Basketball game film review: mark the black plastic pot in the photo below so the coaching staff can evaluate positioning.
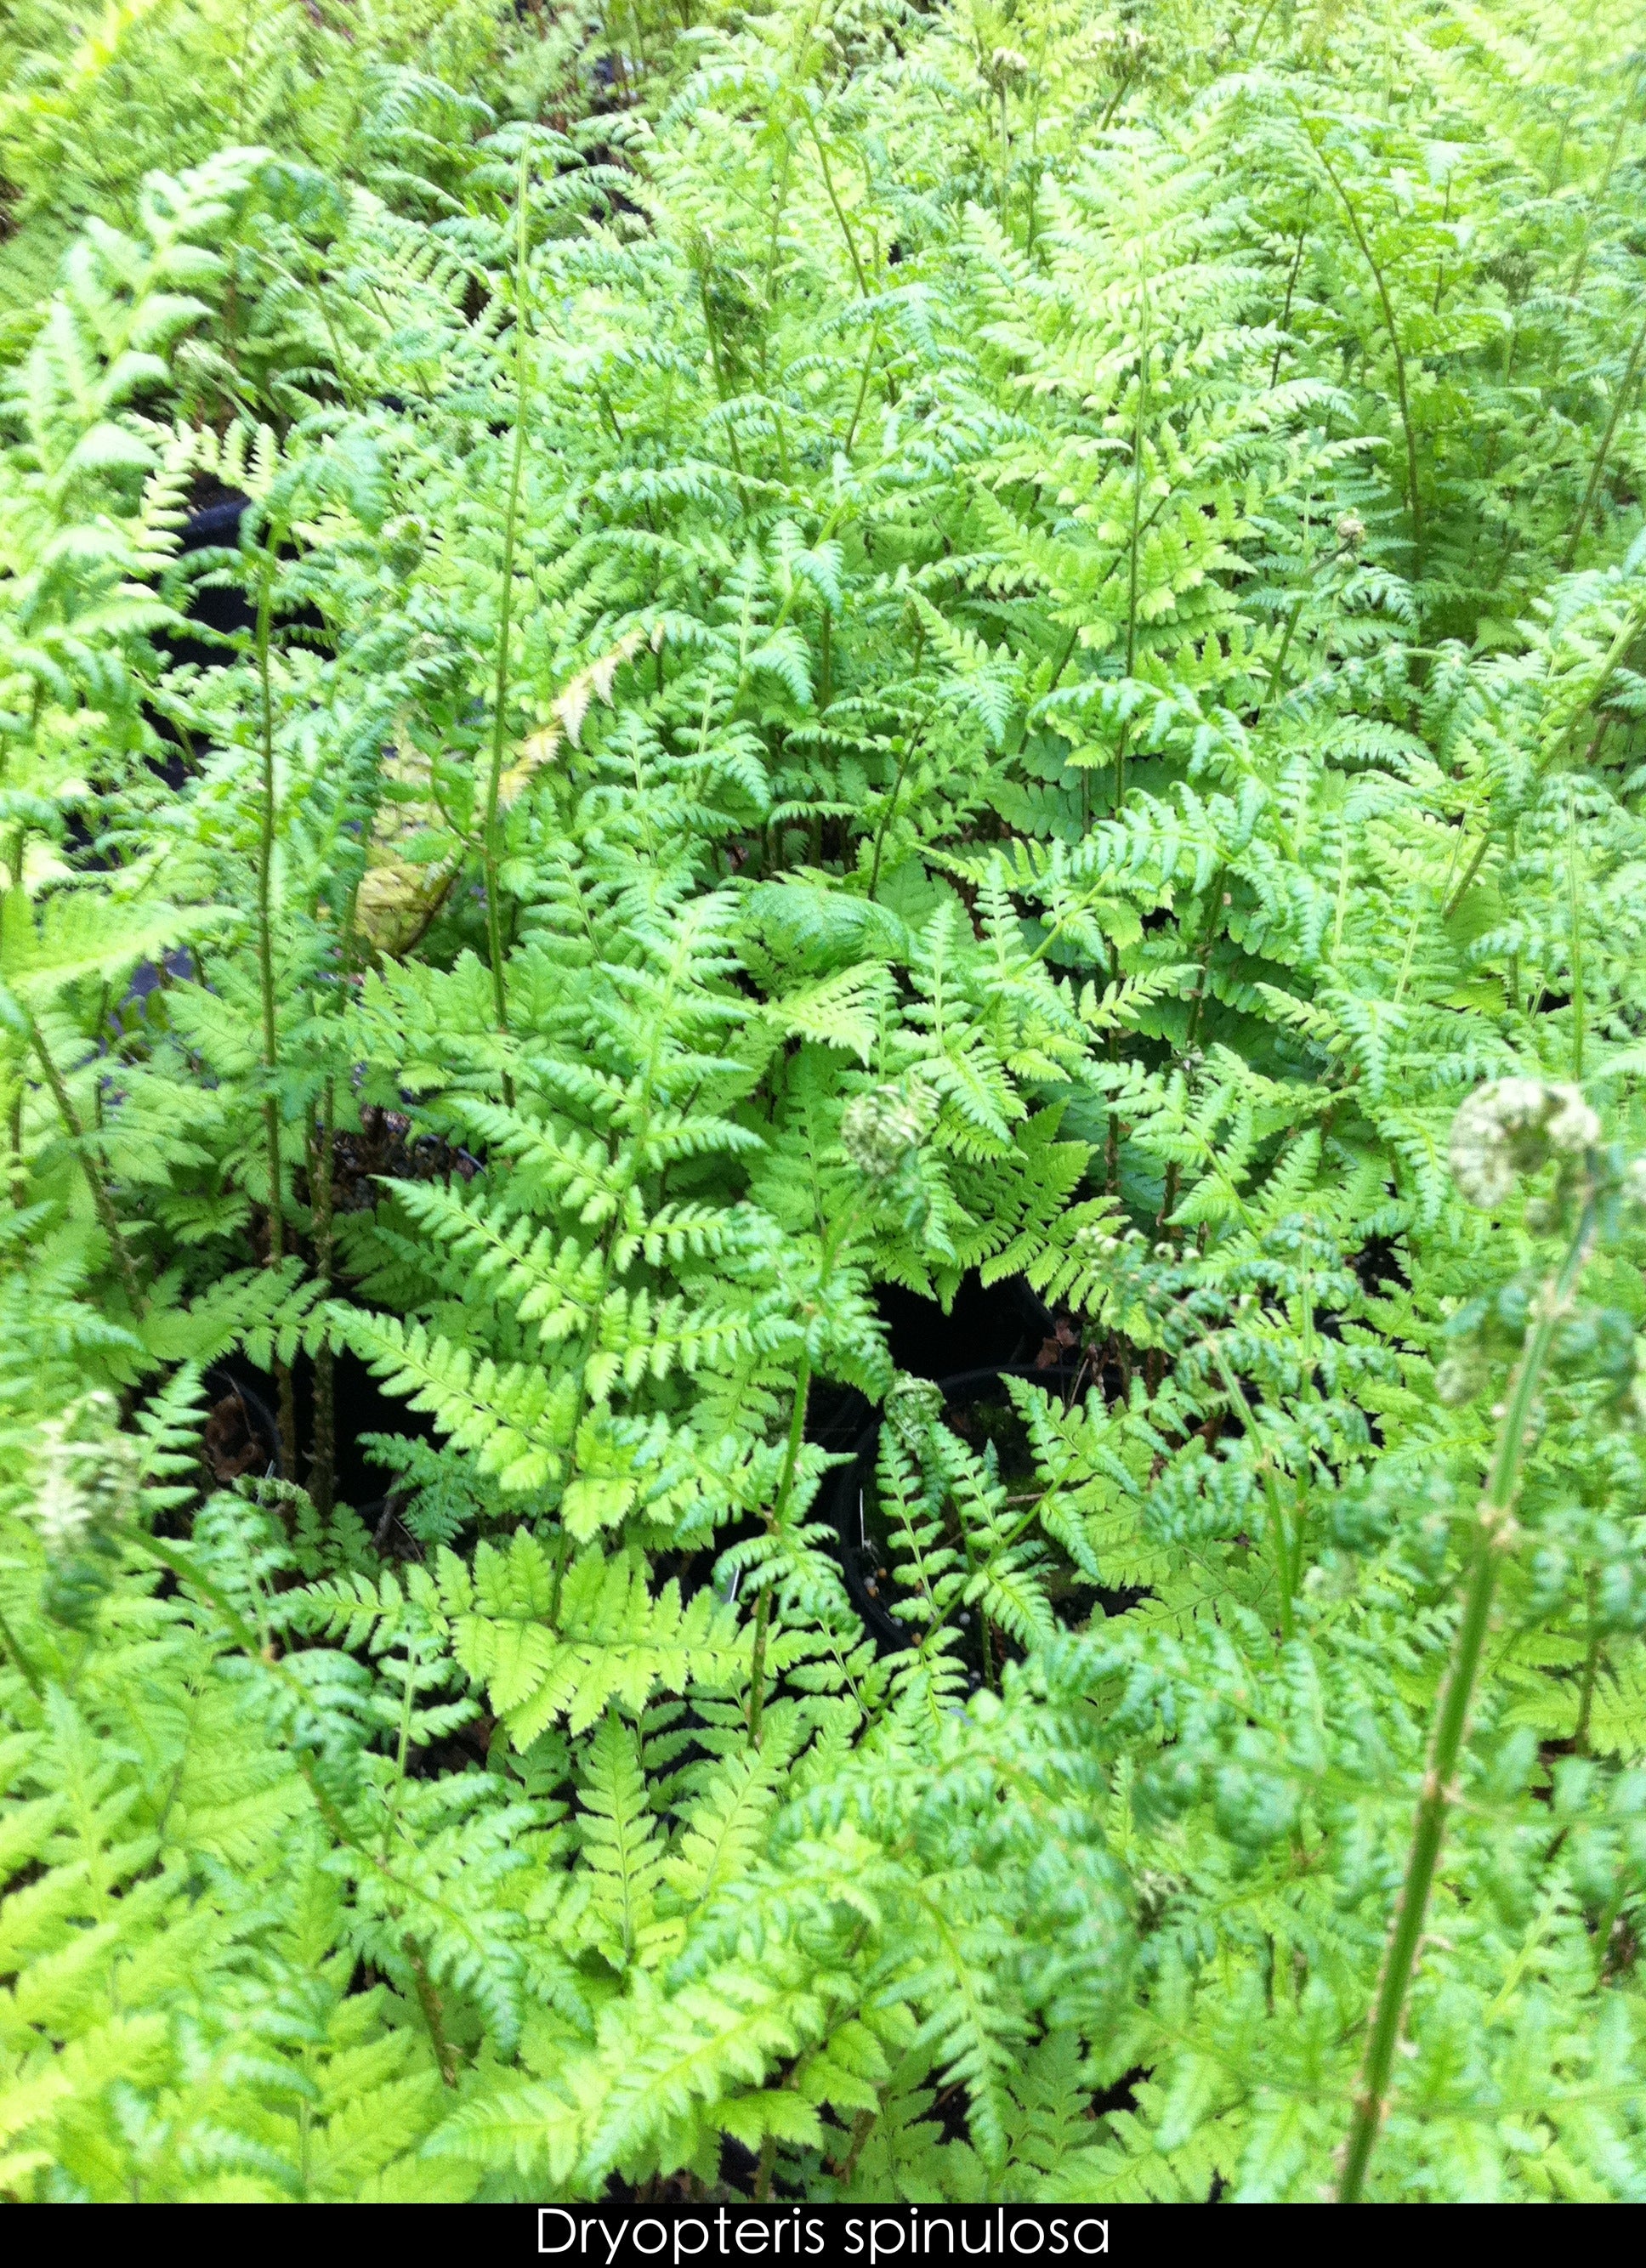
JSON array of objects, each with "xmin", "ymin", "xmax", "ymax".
[
  {"xmin": 201, "ymin": 1364, "xmax": 283, "ymax": 1484},
  {"xmin": 877, "ymin": 1270, "xmax": 1062, "ymax": 1381}
]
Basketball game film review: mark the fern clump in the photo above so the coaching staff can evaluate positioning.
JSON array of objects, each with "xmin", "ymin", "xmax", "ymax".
[{"xmin": 3, "ymin": 0, "xmax": 1646, "ymax": 2209}]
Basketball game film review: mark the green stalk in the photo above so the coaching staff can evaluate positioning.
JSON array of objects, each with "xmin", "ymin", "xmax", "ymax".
[
  {"xmin": 253, "ymin": 537, "xmax": 298, "ymax": 1477},
  {"xmin": 3, "ymin": 812, "xmax": 26, "ymax": 1204},
  {"xmin": 402, "ymin": 1932, "xmax": 460, "ymax": 2086},
  {"xmin": 1444, "ymin": 605, "xmax": 1639, "ymax": 921},
  {"xmin": 1564, "ymin": 69, "xmax": 1643, "ymax": 300},
  {"xmin": 1116, "ymin": 284, "xmax": 1151, "ymax": 814},
  {"xmin": 1560, "ymin": 303, "xmax": 1646, "ymax": 571},
  {"xmin": 0, "ymin": 1601, "xmax": 44, "ymax": 1701},
  {"xmin": 310, "ymin": 860, "xmax": 357, "ymax": 1519},
  {"xmin": 1337, "ymin": 1189, "xmax": 1599, "ymax": 2203},
  {"xmin": 1210, "ymin": 1336, "xmax": 1295, "ymax": 1642},
  {"xmin": 480, "ymin": 150, "xmax": 534, "ymax": 1100},
  {"xmin": 696, "ymin": 263, "xmax": 746, "ymax": 481},
  {"xmin": 1572, "ymin": 1573, "xmax": 1603, "ymax": 1757},
  {"xmin": 310, "ymin": 1074, "xmax": 337, "ymax": 1517},
  {"xmin": 1307, "ymin": 130, "xmax": 1424, "ymax": 583},
  {"xmin": 867, "ymin": 730, "xmax": 918, "ymax": 901},
  {"xmin": 1566, "ymin": 785, "xmax": 1586, "ymax": 1082},
  {"xmin": 809, "ymin": 121, "xmax": 869, "ymax": 297},
  {"xmin": 747, "ymin": 1350, "xmax": 812, "ymax": 1749},
  {"xmin": 1268, "ymin": 207, "xmax": 1311, "ymax": 390},
  {"xmin": 29, "ymin": 1019, "xmax": 145, "ymax": 1314}
]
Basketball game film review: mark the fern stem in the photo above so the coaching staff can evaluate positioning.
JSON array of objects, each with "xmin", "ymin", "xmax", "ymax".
[
  {"xmin": 1566, "ymin": 783, "xmax": 1586, "ymax": 1083},
  {"xmin": 748, "ymin": 1352, "xmax": 812, "ymax": 1749},
  {"xmin": 1116, "ymin": 283, "xmax": 1151, "ymax": 814},
  {"xmin": 1573, "ymin": 1572, "xmax": 1603, "ymax": 1757},
  {"xmin": 868, "ymin": 729, "xmax": 919, "ymax": 901},
  {"xmin": 253, "ymin": 537, "xmax": 298, "ymax": 1477},
  {"xmin": 1262, "ymin": 588, "xmax": 1308, "ymax": 716},
  {"xmin": 5, "ymin": 1080, "xmax": 20, "ymax": 1208},
  {"xmin": 754, "ymin": 2129, "xmax": 779, "ymax": 2203},
  {"xmin": 480, "ymin": 150, "xmax": 534, "ymax": 1103},
  {"xmin": 1444, "ymin": 606, "xmax": 1639, "ymax": 921},
  {"xmin": 310, "ymin": 1075, "xmax": 337, "ymax": 1518},
  {"xmin": 1268, "ymin": 206, "xmax": 1311, "ymax": 390},
  {"xmin": 809, "ymin": 121, "xmax": 869, "ymax": 298},
  {"xmin": 1337, "ymin": 1188, "xmax": 1599, "ymax": 2203},
  {"xmin": 1564, "ymin": 69, "xmax": 1643, "ymax": 301},
  {"xmin": 1307, "ymin": 130, "xmax": 1424, "ymax": 584},
  {"xmin": 1210, "ymin": 1337, "xmax": 1294, "ymax": 1643},
  {"xmin": 842, "ymin": 319, "xmax": 882, "ymax": 456},
  {"xmin": 402, "ymin": 1931, "xmax": 461, "ymax": 2087},
  {"xmin": 28, "ymin": 1021, "xmax": 145, "ymax": 1314},
  {"xmin": 1439, "ymin": 817, "xmax": 1496, "ymax": 924},
  {"xmin": 0, "ymin": 1602, "xmax": 44, "ymax": 1701},
  {"xmin": 1559, "ymin": 302, "xmax": 1646, "ymax": 571},
  {"xmin": 1243, "ymin": 0, "xmax": 1280, "ymax": 60},
  {"xmin": 2, "ymin": 815, "xmax": 25, "ymax": 1204},
  {"xmin": 696, "ymin": 262, "xmax": 746, "ymax": 481}
]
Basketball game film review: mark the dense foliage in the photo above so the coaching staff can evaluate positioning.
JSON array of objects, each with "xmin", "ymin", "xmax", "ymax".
[{"xmin": 3, "ymin": 0, "xmax": 1646, "ymax": 2206}]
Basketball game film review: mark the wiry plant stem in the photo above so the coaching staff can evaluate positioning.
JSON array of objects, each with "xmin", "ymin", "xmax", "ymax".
[
  {"xmin": 1116, "ymin": 281, "xmax": 1151, "ymax": 814},
  {"xmin": 253, "ymin": 536, "xmax": 298, "ymax": 1477},
  {"xmin": 310, "ymin": 1074, "xmax": 337, "ymax": 1517},
  {"xmin": 1307, "ymin": 129, "xmax": 1424, "ymax": 583},
  {"xmin": 27, "ymin": 1023, "xmax": 145, "ymax": 1314},
  {"xmin": 1337, "ymin": 1189, "xmax": 1598, "ymax": 2202},
  {"xmin": 747, "ymin": 1351, "xmax": 811, "ymax": 1749},
  {"xmin": 1560, "ymin": 303, "xmax": 1646, "ymax": 571},
  {"xmin": 481, "ymin": 147, "xmax": 534, "ymax": 1104}
]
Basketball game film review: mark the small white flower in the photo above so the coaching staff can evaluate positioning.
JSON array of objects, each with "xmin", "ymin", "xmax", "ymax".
[
  {"xmin": 1434, "ymin": 1352, "xmax": 1487, "ymax": 1407},
  {"xmin": 22, "ymin": 1394, "xmax": 137, "ymax": 1554},
  {"xmin": 1448, "ymin": 1079, "xmax": 1599, "ymax": 1209}
]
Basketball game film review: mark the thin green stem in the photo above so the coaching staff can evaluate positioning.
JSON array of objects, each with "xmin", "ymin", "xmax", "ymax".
[
  {"xmin": 481, "ymin": 150, "xmax": 534, "ymax": 1102},
  {"xmin": 1268, "ymin": 207, "xmax": 1310, "ymax": 389},
  {"xmin": 868, "ymin": 729, "xmax": 920, "ymax": 901},
  {"xmin": 402, "ymin": 1931, "xmax": 461, "ymax": 2087},
  {"xmin": 1573, "ymin": 1573, "xmax": 1603, "ymax": 1757},
  {"xmin": 809, "ymin": 120, "xmax": 869, "ymax": 298},
  {"xmin": 1117, "ymin": 285, "xmax": 1151, "ymax": 813},
  {"xmin": 310, "ymin": 1074, "xmax": 337, "ymax": 1517},
  {"xmin": 748, "ymin": 1350, "xmax": 812, "ymax": 1749},
  {"xmin": 1337, "ymin": 1190, "xmax": 1599, "ymax": 2203},
  {"xmin": 0, "ymin": 1601, "xmax": 44, "ymax": 1700},
  {"xmin": 1210, "ymin": 1337, "xmax": 1294, "ymax": 1642},
  {"xmin": 253, "ymin": 537, "xmax": 298, "ymax": 1476},
  {"xmin": 1566, "ymin": 783, "xmax": 1586, "ymax": 1082},
  {"xmin": 1444, "ymin": 606, "xmax": 1638, "ymax": 920},
  {"xmin": 1307, "ymin": 129, "xmax": 1424, "ymax": 583},
  {"xmin": 1560, "ymin": 303, "xmax": 1646, "ymax": 571},
  {"xmin": 30, "ymin": 1022, "xmax": 145, "ymax": 1313}
]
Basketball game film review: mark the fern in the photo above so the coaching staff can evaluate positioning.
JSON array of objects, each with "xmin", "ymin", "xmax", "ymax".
[{"xmin": 3, "ymin": 0, "xmax": 1646, "ymax": 2210}]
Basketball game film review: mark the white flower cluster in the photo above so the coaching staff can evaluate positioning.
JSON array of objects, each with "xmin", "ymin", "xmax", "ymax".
[
  {"xmin": 23, "ymin": 1393, "xmax": 138, "ymax": 1555},
  {"xmin": 23, "ymin": 1379, "xmax": 139, "ymax": 1560},
  {"xmin": 840, "ymin": 1080, "xmax": 932, "ymax": 1183},
  {"xmin": 1447, "ymin": 1078, "xmax": 1600, "ymax": 1210},
  {"xmin": 1093, "ymin": 20, "xmax": 1150, "ymax": 68},
  {"xmin": 1076, "ymin": 1218, "xmax": 1142, "ymax": 1257},
  {"xmin": 1433, "ymin": 1350, "xmax": 1490, "ymax": 1408}
]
